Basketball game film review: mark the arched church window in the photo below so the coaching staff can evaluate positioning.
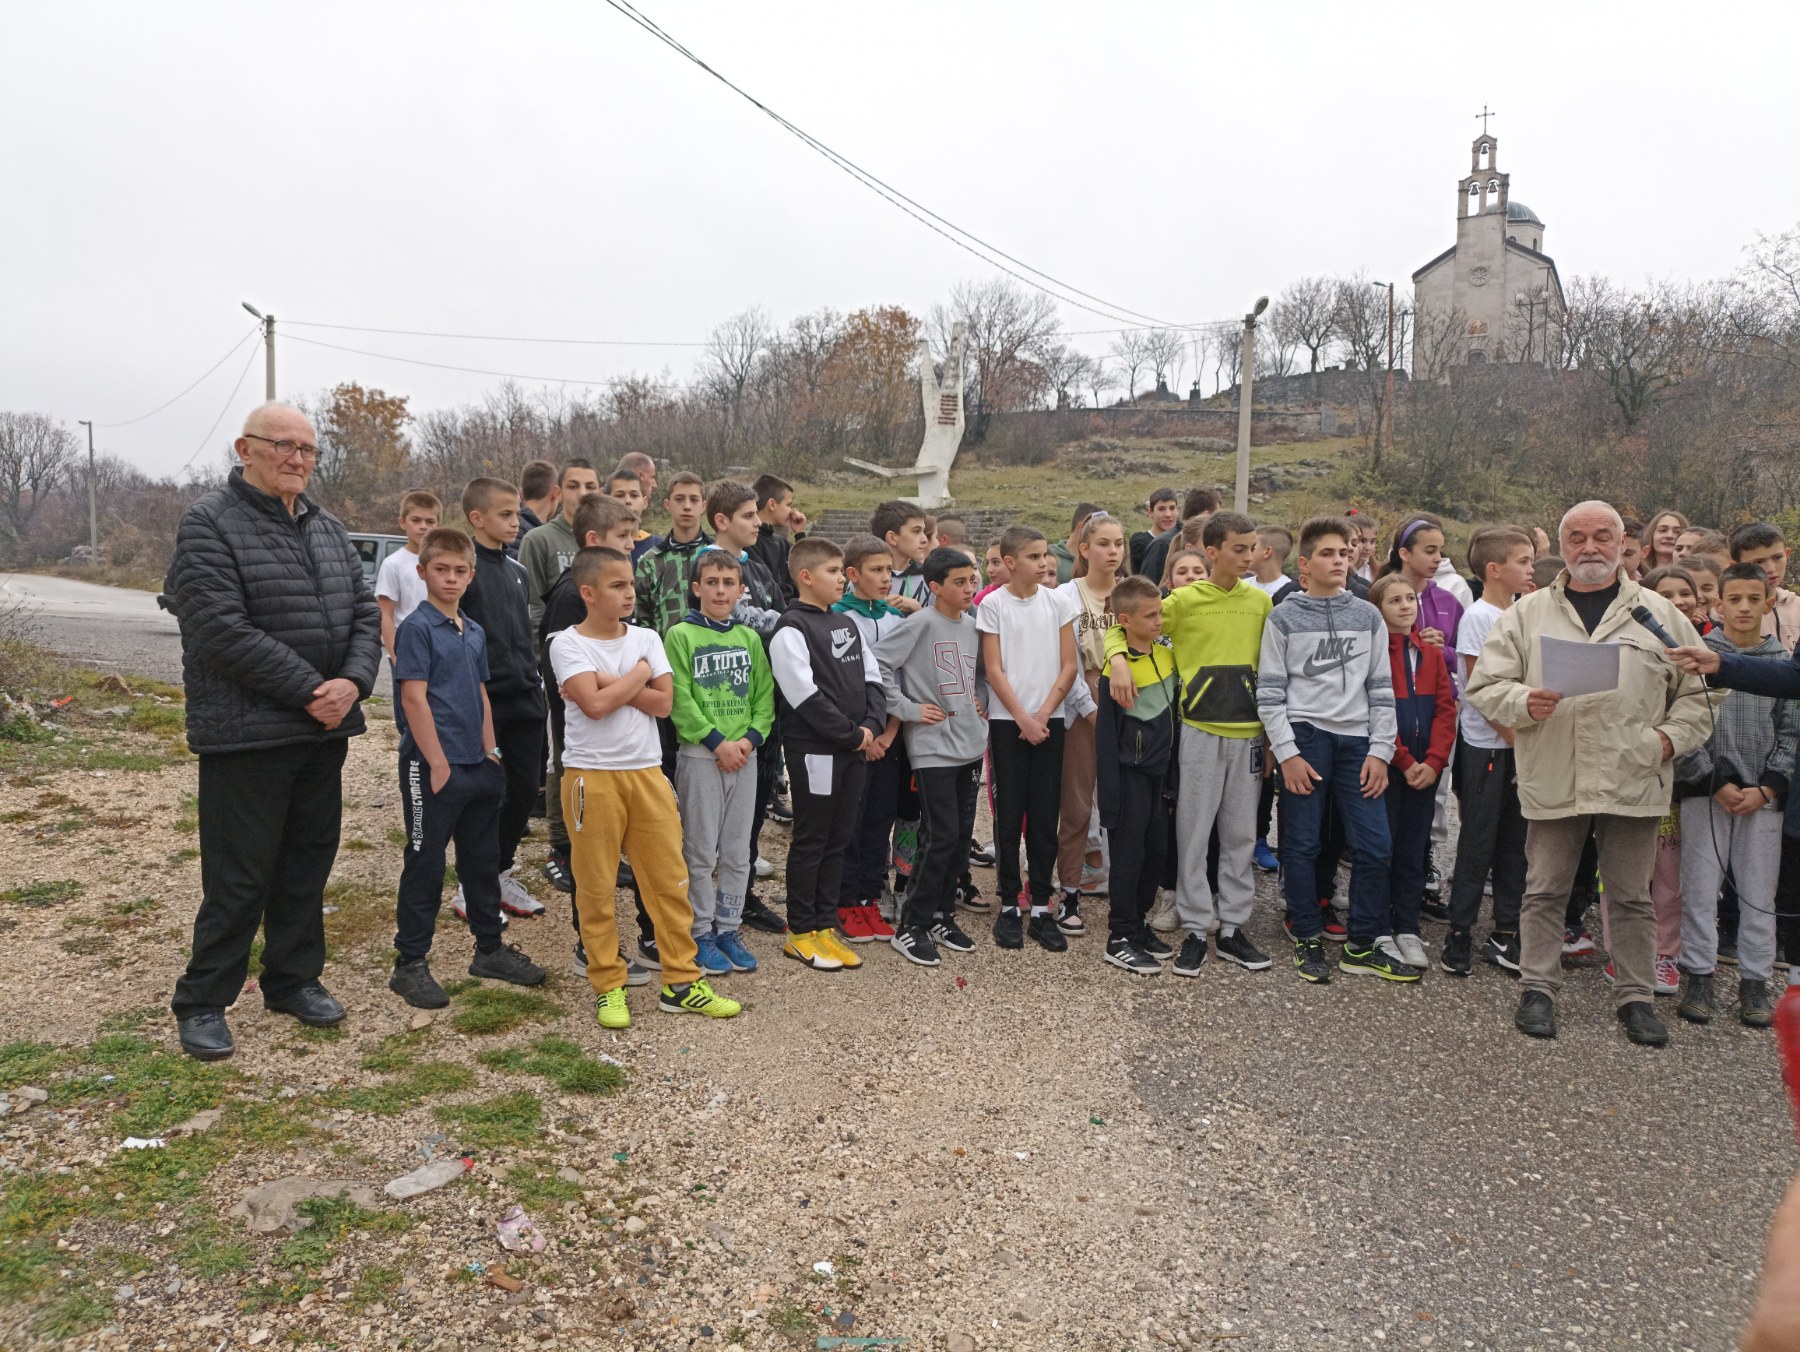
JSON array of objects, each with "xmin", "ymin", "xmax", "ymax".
[{"xmin": 1468, "ymin": 350, "xmax": 1487, "ymax": 365}]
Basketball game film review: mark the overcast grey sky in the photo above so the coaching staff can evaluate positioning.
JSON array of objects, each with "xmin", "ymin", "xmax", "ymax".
[{"xmin": 4, "ymin": 0, "xmax": 1796, "ymax": 479}]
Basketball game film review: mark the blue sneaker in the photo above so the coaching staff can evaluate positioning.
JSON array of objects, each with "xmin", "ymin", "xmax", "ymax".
[
  {"xmin": 1253, "ymin": 838, "xmax": 1280, "ymax": 872},
  {"xmin": 692, "ymin": 933, "xmax": 732, "ymax": 977},
  {"xmin": 715, "ymin": 929, "xmax": 758, "ymax": 973}
]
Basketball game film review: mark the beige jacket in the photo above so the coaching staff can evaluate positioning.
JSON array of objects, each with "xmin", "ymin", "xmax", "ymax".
[{"xmin": 1465, "ymin": 574, "xmax": 1717, "ymax": 820}]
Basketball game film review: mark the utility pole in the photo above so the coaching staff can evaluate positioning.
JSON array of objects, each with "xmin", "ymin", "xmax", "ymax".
[
  {"xmin": 75, "ymin": 420, "xmax": 97, "ymax": 560},
  {"xmin": 1383, "ymin": 281, "xmax": 1395, "ymax": 449},
  {"xmin": 242, "ymin": 302, "xmax": 275, "ymax": 400},
  {"xmin": 1234, "ymin": 296, "xmax": 1269, "ymax": 514}
]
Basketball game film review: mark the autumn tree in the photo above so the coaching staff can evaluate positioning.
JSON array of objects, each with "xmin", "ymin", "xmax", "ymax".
[
  {"xmin": 304, "ymin": 383, "xmax": 413, "ymax": 522},
  {"xmin": 819, "ymin": 306, "xmax": 920, "ymax": 463}
]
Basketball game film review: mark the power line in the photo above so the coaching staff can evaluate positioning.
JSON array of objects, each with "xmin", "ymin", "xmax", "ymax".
[
  {"xmin": 177, "ymin": 339, "xmax": 264, "ymax": 477},
  {"xmin": 279, "ymin": 332, "xmax": 621, "ymax": 386},
  {"xmin": 95, "ymin": 325, "xmax": 261, "ymax": 427},
  {"xmin": 282, "ymin": 320, "xmax": 706, "ymax": 348},
  {"xmin": 599, "ymin": 0, "xmax": 1219, "ymax": 332}
]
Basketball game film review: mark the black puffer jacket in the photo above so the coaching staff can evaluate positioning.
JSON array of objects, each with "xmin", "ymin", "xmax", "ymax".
[{"xmin": 162, "ymin": 468, "xmax": 381, "ymax": 754}]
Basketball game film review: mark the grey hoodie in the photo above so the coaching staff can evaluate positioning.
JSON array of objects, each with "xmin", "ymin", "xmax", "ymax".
[
  {"xmin": 873, "ymin": 603, "xmax": 989, "ymax": 768},
  {"xmin": 1256, "ymin": 590, "xmax": 1396, "ymax": 763}
]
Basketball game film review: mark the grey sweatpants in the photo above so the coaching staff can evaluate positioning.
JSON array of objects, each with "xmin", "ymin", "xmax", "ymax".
[
  {"xmin": 1174, "ymin": 727, "xmax": 1259, "ymax": 936},
  {"xmin": 1679, "ymin": 797, "xmax": 1783, "ymax": 981},
  {"xmin": 675, "ymin": 744, "xmax": 758, "ymax": 936}
]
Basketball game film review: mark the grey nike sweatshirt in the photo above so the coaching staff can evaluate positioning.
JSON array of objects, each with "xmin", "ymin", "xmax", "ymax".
[
  {"xmin": 1256, "ymin": 590, "xmax": 1396, "ymax": 764},
  {"xmin": 872, "ymin": 603, "xmax": 989, "ymax": 768}
]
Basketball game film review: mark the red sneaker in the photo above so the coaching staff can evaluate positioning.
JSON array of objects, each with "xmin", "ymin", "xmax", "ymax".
[
  {"xmin": 1321, "ymin": 908, "xmax": 1348, "ymax": 943},
  {"xmin": 837, "ymin": 906, "xmax": 873, "ymax": 942},
  {"xmin": 858, "ymin": 905, "xmax": 895, "ymax": 941}
]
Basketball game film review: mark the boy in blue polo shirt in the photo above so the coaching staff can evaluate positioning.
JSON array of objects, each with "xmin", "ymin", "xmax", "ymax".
[{"xmin": 390, "ymin": 528, "xmax": 547, "ymax": 1009}]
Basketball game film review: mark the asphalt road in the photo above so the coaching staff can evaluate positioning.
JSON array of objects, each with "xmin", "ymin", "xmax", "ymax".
[{"xmin": 0, "ymin": 570, "xmax": 392, "ymax": 694}]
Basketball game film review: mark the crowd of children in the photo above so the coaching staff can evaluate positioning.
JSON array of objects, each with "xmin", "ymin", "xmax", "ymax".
[{"xmin": 373, "ymin": 458, "xmax": 1800, "ymax": 1035}]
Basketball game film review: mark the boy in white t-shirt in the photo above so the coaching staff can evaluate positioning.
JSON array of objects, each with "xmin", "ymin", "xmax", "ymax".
[
  {"xmin": 376, "ymin": 490, "xmax": 442, "ymax": 661},
  {"xmin": 1440, "ymin": 526, "xmax": 1535, "ymax": 977},
  {"xmin": 977, "ymin": 525, "xmax": 1077, "ymax": 953},
  {"xmin": 548, "ymin": 547, "xmax": 741, "ymax": 1030}
]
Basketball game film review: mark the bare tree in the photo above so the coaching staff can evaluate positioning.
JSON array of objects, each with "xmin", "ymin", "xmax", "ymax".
[
  {"xmin": 1274, "ymin": 276, "xmax": 1339, "ymax": 404},
  {"xmin": 927, "ymin": 278, "xmax": 1061, "ymax": 425},
  {"xmin": 1109, "ymin": 329, "xmax": 1153, "ymax": 401},
  {"xmin": 1036, "ymin": 343, "xmax": 1093, "ymax": 409},
  {"xmin": 1213, "ymin": 328, "xmax": 1243, "ymax": 396},
  {"xmin": 1579, "ymin": 283, "xmax": 1694, "ymax": 426},
  {"xmin": 1084, "ymin": 357, "xmax": 1120, "ymax": 409},
  {"xmin": 0, "ymin": 412, "xmax": 76, "ymax": 551},
  {"xmin": 702, "ymin": 306, "xmax": 772, "ymax": 420},
  {"xmin": 1189, "ymin": 331, "xmax": 1215, "ymax": 394},
  {"xmin": 1334, "ymin": 273, "xmax": 1398, "ymax": 465},
  {"xmin": 1144, "ymin": 328, "xmax": 1186, "ymax": 391}
]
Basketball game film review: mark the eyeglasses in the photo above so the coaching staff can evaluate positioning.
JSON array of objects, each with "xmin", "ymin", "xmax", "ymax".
[{"xmin": 243, "ymin": 433, "xmax": 320, "ymax": 462}]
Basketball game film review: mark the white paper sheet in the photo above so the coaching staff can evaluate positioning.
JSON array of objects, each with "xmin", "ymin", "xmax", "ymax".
[{"xmin": 1540, "ymin": 635, "xmax": 1620, "ymax": 697}]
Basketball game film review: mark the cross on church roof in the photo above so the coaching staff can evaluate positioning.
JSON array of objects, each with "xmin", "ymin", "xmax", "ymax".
[{"xmin": 1475, "ymin": 103, "xmax": 1497, "ymax": 134}]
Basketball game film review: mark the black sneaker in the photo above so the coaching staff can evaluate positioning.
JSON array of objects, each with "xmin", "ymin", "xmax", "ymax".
[
  {"xmin": 1214, "ymin": 929, "xmax": 1272, "ymax": 971},
  {"xmin": 889, "ymin": 925, "xmax": 941, "ymax": 967},
  {"xmin": 741, "ymin": 895, "xmax": 788, "ymax": 934},
  {"xmin": 1676, "ymin": 969, "xmax": 1715, "ymax": 1024},
  {"xmin": 929, "ymin": 917, "xmax": 975, "ymax": 952},
  {"xmin": 768, "ymin": 795, "xmax": 794, "ymax": 823},
  {"xmin": 469, "ymin": 943, "xmax": 547, "ymax": 987},
  {"xmin": 1131, "ymin": 927, "xmax": 1174, "ymax": 961},
  {"xmin": 1480, "ymin": 932, "xmax": 1521, "ymax": 974},
  {"xmin": 637, "ymin": 936, "xmax": 662, "ymax": 970},
  {"xmin": 1056, "ymin": 892, "xmax": 1086, "ymax": 936},
  {"xmin": 1420, "ymin": 897, "xmax": 1452, "ymax": 924},
  {"xmin": 541, "ymin": 852, "xmax": 575, "ymax": 894},
  {"xmin": 1423, "ymin": 859, "xmax": 1442, "ymax": 901},
  {"xmin": 969, "ymin": 841, "xmax": 995, "ymax": 867},
  {"xmin": 955, "ymin": 885, "xmax": 992, "ymax": 914},
  {"xmin": 1026, "ymin": 911, "xmax": 1068, "ymax": 953},
  {"xmin": 1616, "ymin": 1000, "xmax": 1669, "ymax": 1046},
  {"xmin": 1340, "ymin": 941, "xmax": 1422, "ymax": 982},
  {"xmin": 1293, "ymin": 937, "xmax": 1331, "ymax": 984},
  {"xmin": 1739, "ymin": 977, "xmax": 1773, "ymax": 1028},
  {"xmin": 176, "ymin": 1010, "xmax": 234, "ymax": 1061},
  {"xmin": 616, "ymin": 860, "xmax": 636, "ymax": 889},
  {"xmin": 1171, "ymin": 934, "xmax": 1208, "ymax": 978},
  {"xmin": 1440, "ymin": 927, "xmax": 1473, "ymax": 977},
  {"xmin": 572, "ymin": 941, "xmax": 590, "ymax": 979},
  {"xmin": 1104, "ymin": 937, "xmax": 1162, "ymax": 976},
  {"xmin": 1515, "ymin": 990, "xmax": 1556, "ymax": 1038},
  {"xmin": 390, "ymin": 957, "xmax": 449, "ymax": 1009},
  {"xmin": 993, "ymin": 906, "xmax": 1025, "ymax": 950}
]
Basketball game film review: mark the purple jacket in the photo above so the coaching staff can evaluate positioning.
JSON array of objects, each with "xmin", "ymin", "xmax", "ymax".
[{"xmin": 1414, "ymin": 581, "xmax": 1465, "ymax": 683}]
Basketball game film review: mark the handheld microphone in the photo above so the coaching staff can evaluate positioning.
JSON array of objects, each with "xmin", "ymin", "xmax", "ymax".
[{"xmin": 1629, "ymin": 604, "xmax": 1679, "ymax": 649}]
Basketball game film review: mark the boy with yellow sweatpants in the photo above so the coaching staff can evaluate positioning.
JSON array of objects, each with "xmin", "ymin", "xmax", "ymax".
[{"xmin": 548, "ymin": 546, "xmax": 742, "ymax": 1028}]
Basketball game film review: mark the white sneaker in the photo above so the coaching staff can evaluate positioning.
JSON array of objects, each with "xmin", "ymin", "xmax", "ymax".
[
  {"xmin": 499, "ymin": 868, "xmax": 545, "ymax": 917},
  {"xmin": 1394, "ymin": 933, "xmax": 1429, "ymax": 969},
  {"xmin": 1375, "ymin": 934, "xmax": 1403, "ymax": 963},
  {"xmin": 877, "ymin": 885, "xmax": 899, "ymax": 923},
  {"xmin": 1654, "ymin": 954, "xmax": 1680, "ymax": 995},
  {"xmin": 1145, "ymin": 889, "xmax": 1179, "ymax": 932},
  {"xmin": 754, "ymin": 857, "xmax": 774, "ymax": 880},
  {"xmin": 451, "ymin": 886, "xmax": 508, "ymax": 929}
]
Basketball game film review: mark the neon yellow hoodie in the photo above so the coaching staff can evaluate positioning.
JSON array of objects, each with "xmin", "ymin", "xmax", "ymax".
[{"xmin": 1103, "ymin": 578, "xmax": 1271, "ymax": 737}]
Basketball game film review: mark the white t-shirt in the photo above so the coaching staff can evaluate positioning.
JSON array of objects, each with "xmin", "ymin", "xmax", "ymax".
[
  {"xmin": 1456, "ymin": 598, "xmax": 1506, "ymax": 749},
  {"xmin": 375, "ymin": 547, "xmax": 428, "ymax": 625},
  {"xmin": 975, "ymin": 585, "xmax": 1075, "ymax": 722},
  {"xmin": 548, "ymin": 625, "xmax": 671, "ymax": 771}
]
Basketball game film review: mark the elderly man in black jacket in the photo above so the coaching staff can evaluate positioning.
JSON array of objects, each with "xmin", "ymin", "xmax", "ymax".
[{"xmin": 162, "ymin": 403, "xmax": 381, "ymax": 1060}]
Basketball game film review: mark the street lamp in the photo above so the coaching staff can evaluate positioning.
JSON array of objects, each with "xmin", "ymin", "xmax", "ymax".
[
  {"xmin": 242, "ymin": 301, "xmax": 275, "ymax": 401},
  {"xmin": 1233, "ymin": 296, "xmax": 1269, "ymax": 514}
]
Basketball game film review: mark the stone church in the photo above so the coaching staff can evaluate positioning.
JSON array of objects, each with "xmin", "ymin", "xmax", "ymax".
[{"xmin": 1411, "ymin": 130, "xmax": 1564, "ymax": 371}]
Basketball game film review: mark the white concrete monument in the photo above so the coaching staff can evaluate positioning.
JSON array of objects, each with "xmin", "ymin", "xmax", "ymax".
[{"xmin": 844, "ymin": 322, "xmax": 966, "ymax": 509}]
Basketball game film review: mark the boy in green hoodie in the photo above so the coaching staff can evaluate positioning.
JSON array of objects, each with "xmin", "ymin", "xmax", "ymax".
[
  {"xmin": 665, "ymin": 548, "xmax": 776, "ymax": 977},
  {"xmin": 1105, "ymin": 510, "xmax": 1272, "ymax": 977}
]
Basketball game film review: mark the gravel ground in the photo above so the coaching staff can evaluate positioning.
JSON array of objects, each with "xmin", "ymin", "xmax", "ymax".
[{"xmin": 0, "ymin": 723, "xmax": 1791, "ymax": 1351}]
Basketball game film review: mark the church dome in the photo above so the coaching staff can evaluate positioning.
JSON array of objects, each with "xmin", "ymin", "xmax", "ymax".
[{"xmin": 1505, "ymin": 200, "xmax": 1543, "ymax": 226}]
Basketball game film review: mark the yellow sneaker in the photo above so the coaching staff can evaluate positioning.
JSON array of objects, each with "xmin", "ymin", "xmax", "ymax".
[
  {"xmin": 783, "ymin": 930, "xmax": 845, "ymax": 970},
  {"xmin": 659, "ymin": 979, "xmax": 742, "ymax": 1018},
  {"xmin": 595, "ymin": 987, "xmax": 630, "ymax": 1030},
  {"xmin": 818, "ymin": 928, "xmax": 863, "ymax": 969}
]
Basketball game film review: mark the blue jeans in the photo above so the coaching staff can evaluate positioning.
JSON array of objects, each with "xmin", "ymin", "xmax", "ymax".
[{"xmin": 1279, "ymin": 723, "xmax": 1392, "ymax": 942}]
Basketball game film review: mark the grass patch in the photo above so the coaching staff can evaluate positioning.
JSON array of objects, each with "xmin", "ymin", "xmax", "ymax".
[
  {"xmin": 338, "ymin": 1060, "xmax": 476, "ymax": 1114},
  {"xmin": 341, "ymin": 836, "xmax": 374, "ymax": 851},
  {"xmin": 173, "ymin": 1216, "xmax": 253, "ymax": 1279},
  {"xmin": 169, "ymin": 845, "xmax": 200, "ymax": 863},
  {"xmin": 433, "ymin": 1091, "xmax": 542, "ymax": 1148},
  {"xmin": 503, "ymin": 1164, "xmax": 582, "ymax": 1210},
  {"xmin": 449, "ymin": 984, "xmax": 563, "ymax": 1035},
  {"xmin": 240, "ymin": 1275, "xmax": 322, "ymax": 1312},
  {"xmin": 1, "ymin": 878, "xmax": 82, "ymax": 908},
  {"xmin": 62, "ymin": 1032, "xmax": 232, "ymax": 1137},
  {"xmin": 277, "ymin": 1196, "xmax": 411, "ymax": 1272},
  {"xmin": 386, "ymin": 826, "xmax": 407, "ymax": 847},
  {"xmin": 174, "ymin": 792, "xmax": 198, "ymax": 834},
  {"xmin": 60, "ymin": 932, "xmax": 112, "ymax": 955},
  {"xmin": 127, "ymin": 700, "xmax": 185, "ymax": 737},
  {"xmin": 321, "ymin": 879, "xmax": 396, "ymax": 953},
  {"xmin": 479, "ymin": 1035, "xmax": 624, "ymax": 1095},
  {"xmin": 34, "ymin": 1283, "xmax": 110, "ymax": 1339},
  {"xmin": 350, "ymin": 1264, "xmax": 403, "ymax": 1306},
  {"xmin": 0, "ymin": 1239, "xmax": 57, "ymax": 1301},
  {"xmin": 0, "ymin": 1040, "xmax": 66, "ymax": 1089}
]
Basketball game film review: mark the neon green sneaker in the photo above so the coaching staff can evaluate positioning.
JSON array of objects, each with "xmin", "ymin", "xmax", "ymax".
[
  {"xmin": 595, "ymin": 987, "xmax": 631, "ymax": 1030},
  {"xmin": 658, "ymin": 979, "xmax": 742, "ymax": 1019}
]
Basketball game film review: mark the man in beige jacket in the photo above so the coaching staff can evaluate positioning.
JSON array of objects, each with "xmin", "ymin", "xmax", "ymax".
[{"xmin": 1466, "ymin": 501, "xmax": 1715, "ymax": 1046}]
